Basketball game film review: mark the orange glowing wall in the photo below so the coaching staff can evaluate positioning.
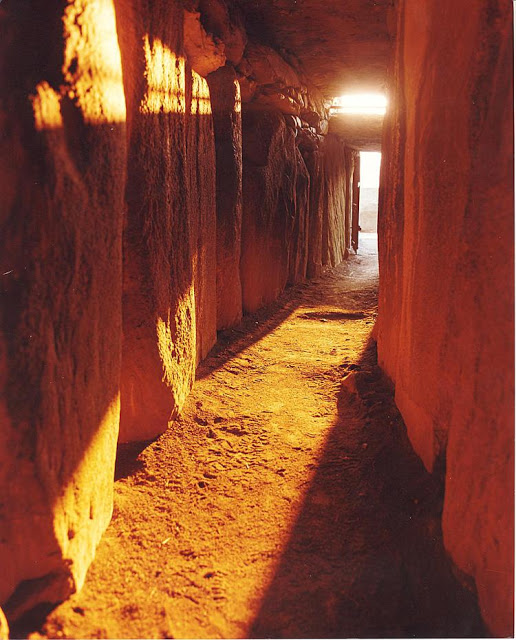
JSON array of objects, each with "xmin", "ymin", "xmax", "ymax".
[
  {"xmin": 207, "ymin": 66, "xmax": 244, "ymax": 331},
  {"xmin": 114, "ymin": 0, "xmax": 217, "ymax": 443},
  {"xmin": 0, "ymin": 0, "xmax": 126, "ymax": 616},
  {"xmin": 377, "ymin": 0, "xmax": 514, "ymax": 634},
  {"xmin": 0, "ymin": 0, "xmax": 219, "ymax": 618}
]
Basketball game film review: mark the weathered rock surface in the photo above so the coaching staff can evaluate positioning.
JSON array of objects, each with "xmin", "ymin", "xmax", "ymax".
[
  {"xmin": 243, "ymin": 42, "xmax": 300, "ymax": 92},
  {"xmin": 377, "ymin": 0, "xmax": 514, "ymax": 635},
  {"xmin": 302, "ymin": 147, "xmax": 325, "ymax": 278},
  {"xmin": 240, "ymin": 110, "xmax": 307, "ymax": 313},
  {"xmin": 199, "ymin": 0, "xmax": 247, "ymax": 65},
  {"xmin": 0, "ymin": 0, "xmax": 125, "ymax": 618},
  {"xmin": 329, "ymin": 113, "xmax": 383, "ymax": 152},
  {"xmin": 322, "ymin": 138, "xmax": 356, "ymax": 268},
  {"xmin": 187, "ymin": 70, "xmax": 217, "ymax": 363},
  {"xmin": 234, "ymin": 0, "xmax": 392, "ymax": 97},
  {"xmin": 241, "ymin": 110, "xmax": 355, "ymax": 314},
  {"xmin": 117, "ymin": 0, "xmax": 197, "ymax": 443},
  {"xmin": 184, "ymin": 9, "xmax": 226, "ymax": 77},
  {"xmin": 207, "ymin": 66, "xmax": 243, "ymax": 330}
]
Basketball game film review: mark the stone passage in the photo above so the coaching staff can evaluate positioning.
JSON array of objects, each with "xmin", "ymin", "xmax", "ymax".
[
  {"xmin": 24, "ymin": 238, "xmax": 481, "ymax": 638},
  {"xmin": 0, "ymin": 0, "xmax": 513, "ymax": 636}
]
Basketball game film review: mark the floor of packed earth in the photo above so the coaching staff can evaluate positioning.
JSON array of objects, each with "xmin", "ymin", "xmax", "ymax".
[{"xmin": 23, "ymin": 235, "xmax": 484, "ymax": 639}]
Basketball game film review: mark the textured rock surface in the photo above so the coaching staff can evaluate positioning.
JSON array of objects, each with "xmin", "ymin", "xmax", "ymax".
[
  {"xmin": 118, "ymin": 0, "xmax": 218, "ymax": 441},
  {"xmin": 329, "ymin": 113, "xmax": 383, "ymax": 151},
  {"xmin": 377, "ymin": 0, "xmax": 514, "ymax": 635},
  {"xmin": 184, "ymin": 9, "xmax": 226, "ymax": 77},
  {"xmin": 241, "ymin": 110, "xmax": 354, "ymax": 314},
  {"xmin": 0, "ymin": 0, "xmax": 125, "ymax": 618},
  {"xmin": 207, "ymin": 66, "xmax": 243, "ymax": 330},
  {"xmin": 187, "ymin": 70, "xmax": 217, "ymax": 364},
  {"xmin": 302, "ymin": 146, "xmax": 325, "ymax": 278},
  {"xmin": 240, "ymin": 110, "xmax": 306, "ymax": 313},
  {"xmin": 241, "ymin": 42, "xmax": 302, "ymax": 116},
  {"xmin": 322, "ymin": 138, "xmax": 356, "ymax": 268},
  {"xmin": 199, "ymin": 0, "xmax": 247, "ymax": 65},
  {"xmin": 117, "ymin": 0, "xmax": 197, "ymax": 443},
  {"xmin": 234, "ymin": 0, "xmax": 392, "ymax": 96}
]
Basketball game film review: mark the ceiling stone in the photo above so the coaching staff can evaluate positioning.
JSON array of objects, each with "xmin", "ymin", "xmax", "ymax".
[
  {"xmin": 232, "ymin": 0, "xmax": 393, "ymax": 99},
  {"xmin": 329, "ymin": 112, "xmax": 384, "ymax": 151}
]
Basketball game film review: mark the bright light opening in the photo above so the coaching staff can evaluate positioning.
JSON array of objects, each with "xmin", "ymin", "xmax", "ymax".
[
  {"xmin": 359, "ymin": 152, "xmax": 381, "ymax": 234},
  {"xmin": 331, "ymin": 93, "xmax": 387, "ymax": 116},
  {"xmin": 360, "ymin": 151, "xmax": 382, "ymax": 188}
]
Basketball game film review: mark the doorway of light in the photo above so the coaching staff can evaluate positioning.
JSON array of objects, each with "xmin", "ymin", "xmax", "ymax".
[{"xmin": 359, "ymin": 151, "xmax": 381, "ymax": 235}]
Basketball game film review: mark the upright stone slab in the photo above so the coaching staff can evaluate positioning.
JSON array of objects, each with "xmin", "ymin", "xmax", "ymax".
[
  {"xmin": 187, "ymin": 70, "xmax": 217, "ymax": 364},
  {"xmin": 303, "ymin": 147, "xmax": 325, "ymax": 278},
  {"xmin": 321, "ymin": 135, "xmax": 351, "ymax": 267},
  {"xmin": 0, "ymin": 0, "xmax": 126, "ymax": 617},
  {"xmin": 207, "ymin": 66, "xmax": 243, "ymax": 330},
  {"xmin": 287, "ymin": 144, "xmax": 310, "ymax": 285},
  {"xmin": 377, "ymin": 1, "xmax": 514, "ymax": 634},
  {"xmin": 116, "ymin": 0, "xmax": 197, "ymax": 442}
]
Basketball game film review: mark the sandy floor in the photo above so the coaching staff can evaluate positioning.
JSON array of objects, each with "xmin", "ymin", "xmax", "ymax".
[{"xmin": 26, "ymin": 235, "xmax": 484, "ymax": 639}]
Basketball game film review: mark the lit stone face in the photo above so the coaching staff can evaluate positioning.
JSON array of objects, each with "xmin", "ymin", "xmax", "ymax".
[
  {"xmin": 63, "ymin": 0, "xmax": 126, "ymax": 124},
  {"xmin": 140, "ymin": 36, "xmax": 186, "ymax": 115},
  {"xmin": 0, "ymin": 0, "xmax": 126, "ymax": 618}
]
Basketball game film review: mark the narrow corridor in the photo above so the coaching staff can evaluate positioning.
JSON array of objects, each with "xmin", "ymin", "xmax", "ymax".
[
  {"xmin": 27, "ymin": 236, "xmax": 483, "ymax": 639},
  {"xmin": 2, "ymin": 1, "xmax": 512, "ymax": 635}
]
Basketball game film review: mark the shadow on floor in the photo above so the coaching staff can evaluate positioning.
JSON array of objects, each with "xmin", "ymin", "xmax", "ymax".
[
  {"xmin": 298, "ymin": 310, "xmax": 367, "ymax": 321},
  {"xmin": 197, "ymin": 262, "xmax": 377, "ymax": 382},
  {"xmin": 196, "ymin": 283, "xmax": 306, "ymax": 381},
  {"xmin": 249, "ymin": 339, "xmax": 486, "ymax": 638},
  {"xmin": 115, "ymin": 440, "xmax": 155, "ymax": 480}
]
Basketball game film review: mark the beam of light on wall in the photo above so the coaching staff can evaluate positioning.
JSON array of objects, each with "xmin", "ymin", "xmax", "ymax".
[
  {"xmin": 63, "ymin": 0, "xmax": 126, "ymax": 124},
  {"xmin": 140, "ymin": 36, "xmax": 186, "ymax": 115},
  {"xmin": 331, "ymin": 93, "xmax": 387, "ymax": 116},
  {"xmin": 32, "ymin": 0, "xmax": 126, "ymax": 130},
  {"xmin": 191, "ymin": 72, "xmax": 212, "ymax": 115},
  {"xmin": 54, "ymin": 392, "xmax": 120, "ymax": 594},
  {"xmin": 156, "ymin": 284, "xmax": 196, "ymax": 413},
  {"xmin": 32, "ymin": 82, "xmax": 63, "ymax": 131},
  {"xmin": 360, "ymin": 151, "xmax": 382, "ymax": 188},
  {"xmin": 234, "ymin": 79, "xmax": 242, "ymax": 113}
]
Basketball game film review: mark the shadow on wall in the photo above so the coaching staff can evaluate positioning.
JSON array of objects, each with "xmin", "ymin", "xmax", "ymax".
[
  {"xmin": 249, "ymin": 338, "xmax": 486, "ymax": 638},
  {"xmin": 0, "ymin": 0, "xmax": 128, "ymax": 623},
  {"xmin": 116, "ymin": 4, "xmax": 218, "ymax": 444},
  {"xmin": 1, "ymin": 0, "xmax": 218, "ymax": 624}
]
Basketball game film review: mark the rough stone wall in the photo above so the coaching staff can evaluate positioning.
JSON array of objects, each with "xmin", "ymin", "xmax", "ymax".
[
  {"xmin": 240, "ymin": 110, "xmax": 355, "ymax": 314},
  {"xmin": 207, "ymin": 66, "xmax": 243, "ymax": 331},
  {"xmin": 187, "ymin": 71, "xmax": 217, "ymax": 364},
  {"xmin": 0, "ymin": 0, "xmax": 126, "ymax": 617},
  {"xmin": 117, "ymin": 0, "xmax": 216, "ymax": 442},
  {"xmin": 287, "ymin": 148, "xmax": 311, "ymax": 286},
  {"xmin": 322, "ymin": 138, "xmax": 356, "ymax": 268},
  {"xmin": 303, "ymin": 147, "xmax": 325, "ymax": 278},
  {"xmin": 182, "ymin": 2, "xmax": 355, "ymax": 315},
  {"xmin": 240, "ymin": 110, "xmax": 305, "ymax": 313},
  {"xmin": 377, "ymin": 1, "xmax": 514, "ymax": 635},
  {"xmin": 0, "ymin": 0, "xmax": 358, "ymax": 619}
]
